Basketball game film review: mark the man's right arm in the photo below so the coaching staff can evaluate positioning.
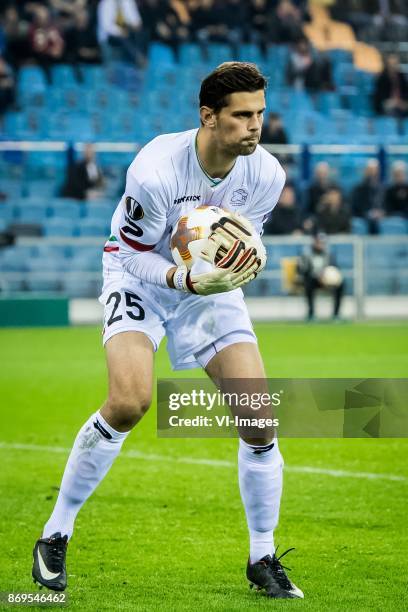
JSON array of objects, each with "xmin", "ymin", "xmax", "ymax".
[{"xmin": 115, "ymin": 169, "xmax": 176, "ymax": 288}]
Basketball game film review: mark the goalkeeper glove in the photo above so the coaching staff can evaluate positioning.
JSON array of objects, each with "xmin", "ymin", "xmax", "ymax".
[
  {"xmin": 172, "ymin": 244, "xmax": 260, "ymax": 295},
  {"xmin": 202, "ymin": 213, "xmax": 267, "ymax": 273}
]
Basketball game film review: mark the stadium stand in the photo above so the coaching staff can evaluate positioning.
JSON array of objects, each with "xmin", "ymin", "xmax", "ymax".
[{"xmin": 0, "ymin": 0, "xmax": 407, "ymax": 304}]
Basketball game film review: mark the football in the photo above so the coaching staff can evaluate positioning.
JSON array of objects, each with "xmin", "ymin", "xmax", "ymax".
[
  {"xmin": 321, "ymin": 265, "xmax": 343, "ymax": 288},
  {"xmin": 170, "ymin": 205, "xmax": 228, "ymax": 269}
]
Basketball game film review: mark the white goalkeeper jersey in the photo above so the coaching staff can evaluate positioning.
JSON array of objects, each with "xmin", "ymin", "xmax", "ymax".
[{"xmin": 103, "ymin": 128, "xmax": 285, "ymax": 288}]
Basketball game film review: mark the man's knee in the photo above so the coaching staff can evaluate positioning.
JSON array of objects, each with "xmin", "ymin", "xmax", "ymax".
[
  {"xmin": 241, "ymin": 434, "xmax": 275, "ymax": 447},
  {"xmin": 103, "ymin": 389, "xmax": 152, "ymax": 430}
]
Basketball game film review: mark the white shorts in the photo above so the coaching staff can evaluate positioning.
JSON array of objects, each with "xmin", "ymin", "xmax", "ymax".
[{"xmin": 99, "ymin": 274, "xmax": 257, "ymax": 370}]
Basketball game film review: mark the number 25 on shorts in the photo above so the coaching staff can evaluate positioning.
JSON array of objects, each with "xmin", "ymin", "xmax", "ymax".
[{"xmin": 106, "ymin": 291, "xmax": 146, "ymax": 327}]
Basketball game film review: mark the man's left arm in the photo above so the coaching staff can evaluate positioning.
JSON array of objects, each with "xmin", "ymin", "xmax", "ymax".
[{"xmin": 247, "ymin": 158, "xmax": 286, "ymax": 235}]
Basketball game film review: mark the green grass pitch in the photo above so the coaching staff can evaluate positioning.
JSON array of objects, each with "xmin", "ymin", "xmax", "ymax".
[{"xmin": 0, "ymin": 323, "xmax": 407, "ymax": 611}]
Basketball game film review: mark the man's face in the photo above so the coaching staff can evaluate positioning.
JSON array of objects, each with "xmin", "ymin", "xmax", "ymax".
[
  {"xmin": 84, "ymin": 144, "xmax": 95, "ymax": 162},
  {"xmin": 387, "ymin": 54, "xmax": 399, "ymax": 71},
  {"xmin": 393, "ymin": 167, "xmax": 406, "ymax": 184},
  {"xmin": 326, "ymin": 189, "xmax": 342, "ymax": 208},
  {"xmin": 365, "ymin": 161, "xmax": 379, "ymax": 180},
  {"xmin": 313, "ymin": 238, "xmax": 325, "ymax": 253},
  {"xmin": 315, "ymin": 163, "xmax": 329, "ymax": 183},
  {"xmin": 212, "ymin": 90, "xmax": 265, "ymax": 157}
]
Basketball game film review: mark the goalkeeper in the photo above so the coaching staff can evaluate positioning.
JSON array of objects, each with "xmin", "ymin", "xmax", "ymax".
[{"xmin": 32, "ymin": 61, "xmax": 303, "ymax": 599}]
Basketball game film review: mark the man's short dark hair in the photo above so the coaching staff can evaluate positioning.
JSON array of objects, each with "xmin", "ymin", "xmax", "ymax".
[{"xmin": 199, "ymin": 62, "xmax": 267, "ymax": 113}]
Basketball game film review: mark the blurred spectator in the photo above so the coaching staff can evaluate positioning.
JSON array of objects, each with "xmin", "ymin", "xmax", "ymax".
[
  {"xmin": 246, "ymin": 0, "xmax": 268, "ymax": 57},
  {"xmin": 263, "ymin": 185, "xmax": 302, "ymax": 235},
  {"xmin": 28, "ymin": 6, "xmax": 65, "ymax": 83},
  {"xmin": 329, "ymin": 0, "xmax": 380, "ymax": 37},
  {"xmin": 2, "ymin": 6, "xmax": 31, "ymax": 72},
  {"xmin": 384, "ymin": 161, "xmax": 408, "ymax": 217},
  {"xmin": 65, "ymin": 8, "xmax": 101, "ymax": 77},
  {"xmin": 351, "ymin": 159, "xmax": 384, "ymax": 233},
  {"xmin": 269, "ymin": 0, "xmax": 304, "ymax": 44},
  {"xmin": 260, "ymin": 112, "xmax": 288, "ymax": 144},
  {"xmin": 306, "ymin": 162, "xmax": 339, "ymax": 215},
  {"xmin": 192, "ymin": 0, "xmax": 246, "ymax": 61},
  {"xmin": 286, "ymin": 38, "xmax": 333, "ymax": 93},
  {"xmin": 297, "ymin": 233, "xmax": 344, "ymax": 321},
  {"xmin": 137, "ymin": 0, "xmax": 159, "ymax": 47},
  {"xmin": 97, "ymin": 0, "xmax": 145, "ymax": 67},
  {"xmin": 373, "ymin": 54, "xmax": 408, "ymax": 118},
  {"xmin": 61, "ymin": 144, "xmax": 104, "ymax": 200},
  {"xmin": 48, "ymin": 0, "xmax": 90, "ymax": 25},
  {"xmin": 315, "ymin": 188, "xmax": 351, "ymax": 234},
  {"xmin": 151, "ymin": 0, "xmax": 190, "ymax": 61},
  {"xmin": 0, "ymin": 55, "xmax": 16, "ymax": 118}
]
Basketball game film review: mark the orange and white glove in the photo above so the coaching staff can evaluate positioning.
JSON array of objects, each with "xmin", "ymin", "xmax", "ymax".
[
  {"xmin": 172, "ymin": 243, "xmax": 260, "ymax": 295},
  {"xmin": 201, "ymin": 212, "xmax": 267, "ymax": 273}
]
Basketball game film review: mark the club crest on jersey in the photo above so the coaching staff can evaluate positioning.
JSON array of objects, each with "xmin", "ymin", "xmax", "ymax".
[
  {"xmin": 231, "ymin": 188, "xmax": 248, "ymax": 206},
  {"xmin": 125, "ymin": 196, "xmax": 144, "ymax": 221}
]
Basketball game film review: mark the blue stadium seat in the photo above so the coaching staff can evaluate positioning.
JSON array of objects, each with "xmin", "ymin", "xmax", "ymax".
[
  {"xmin": 17, "ymin": 67, "xmax": 47, "ymax": 98},
  {"xmin": 265, "ymin": 244, "xmax": 302, "ymax": 269},
  {"xmin": 244, "ymin": 277, "xmax": 283, "ymax": 297},
  {"xmin": 331, "ymin": 243, "xmax": 354, "ymax": 268},
  {"xmin": 0, "ymin": 248, "xmax": 28, "ymax": 272},
  {"xmin": 378, "ymin": 217, "xmax": 407, "ymax": 235},
  {"xmin": 364, "ymin": 242, "xmax": 407, "ymax": 269},
  {"xmin": 351, "ymin": 217, "xmax": 369, "ymax": 235},
  {"xmin": 3, "ymin": 112, "xmax": 22, "ymax": 138},
  {"xmin": 0, "ymin": 206, "xmax": 15, "ymax": 224},
  {"xmin": 317, "ymin": 92, "xmax": 341, "ymax": 115},
  {"xmin": 328, "ymin": 49, "xmax": 353, "ymax": 65},
  {"xmin": 27, "ymin": 258, "xmax": 67, "ymax": 273},
  {"xmin": 239, "ymin": 44, "xmax": 263, "ymax": 63},
  {"xmin": 393, "ymin": 244, "xmax": 408, "ymax": 268},
  {"xmin": 69, "ymin": 253, "xmax": 102, "ymax": 272},
  {"xmin": 334, "ymin": 63, "xmax": 357, "ymax": 88},
  {"xmin": 49, "ymin": 201, "xmax": 83, "ymax": 220},
  {"xmin": 36, "ymin": 244, "xmax": 72, "ymax": 260},
  {"xmin": 365, "ymin": 274, "xmax": 394, "ymax": 295},
  {"xmin": 15, "ymin": 203, "xmax": 49, "ymax": 224},
  {"xmin": 0, "ymin": 277, "xmax": 25, "ymax": 293},
  {"xmin": 267, "ymin": 45, "xmax": 289, "ymax": 67},
  {"xmin": 76, "ymin": 218, "xmax": 109, "ymax": 237},
  {"xmin": 208, "ymin": 43, "xmax": 234, "ymax": 63},
  {"xmin": 51, "ymin": 64, "xmax": 78, "ymax": 87},
  {"xmin": 83, "ymin": 203, "xmax": 115, "ymax": 221},
  {"xmin": 81, "ymin": 65, "xmax": 104, "ymax": 88},
  {"xmin": 179, "ymin": 43, "xmax": 202, "ymax": 65},
  {"xmin": 148, "ymin": 42, "xmax": 175, "ymax": 65},
  {"xmin": 26, "ymin": 180, "xmax": 58, "ymax": 198},
  {"xmin": 43, "ymin": 219, "xmax": 76, "ymax": 237},
  {"xmin": 62, "ymin": 277, "xmax": 99, "ymax": 298},
  {"xmin": 0, "ymin": 177, "xmax": 23, "ymax": 198},
  {"xmin": 26, "ymin": 277, "xmax": 61, "ymax": 292}
]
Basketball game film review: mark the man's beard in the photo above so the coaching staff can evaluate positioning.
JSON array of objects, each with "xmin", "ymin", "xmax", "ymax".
[{"xmin": 225, "ymin": 140, "xmax": 258, "ymax": 157}]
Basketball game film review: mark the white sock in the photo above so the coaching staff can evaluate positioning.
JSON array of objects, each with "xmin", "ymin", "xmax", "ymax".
[
  {"xmin": 238, "ymin": 438, "xmax": 283, "ymax": 564},
  {"xmin": 43, "ymin": 411, "xmax": 129, "ymax": 540}
]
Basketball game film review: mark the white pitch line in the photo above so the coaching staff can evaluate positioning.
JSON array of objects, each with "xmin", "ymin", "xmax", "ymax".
[{"xmin": 0, "ymin": 441, "xmax": 406, "ymax": 483}]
